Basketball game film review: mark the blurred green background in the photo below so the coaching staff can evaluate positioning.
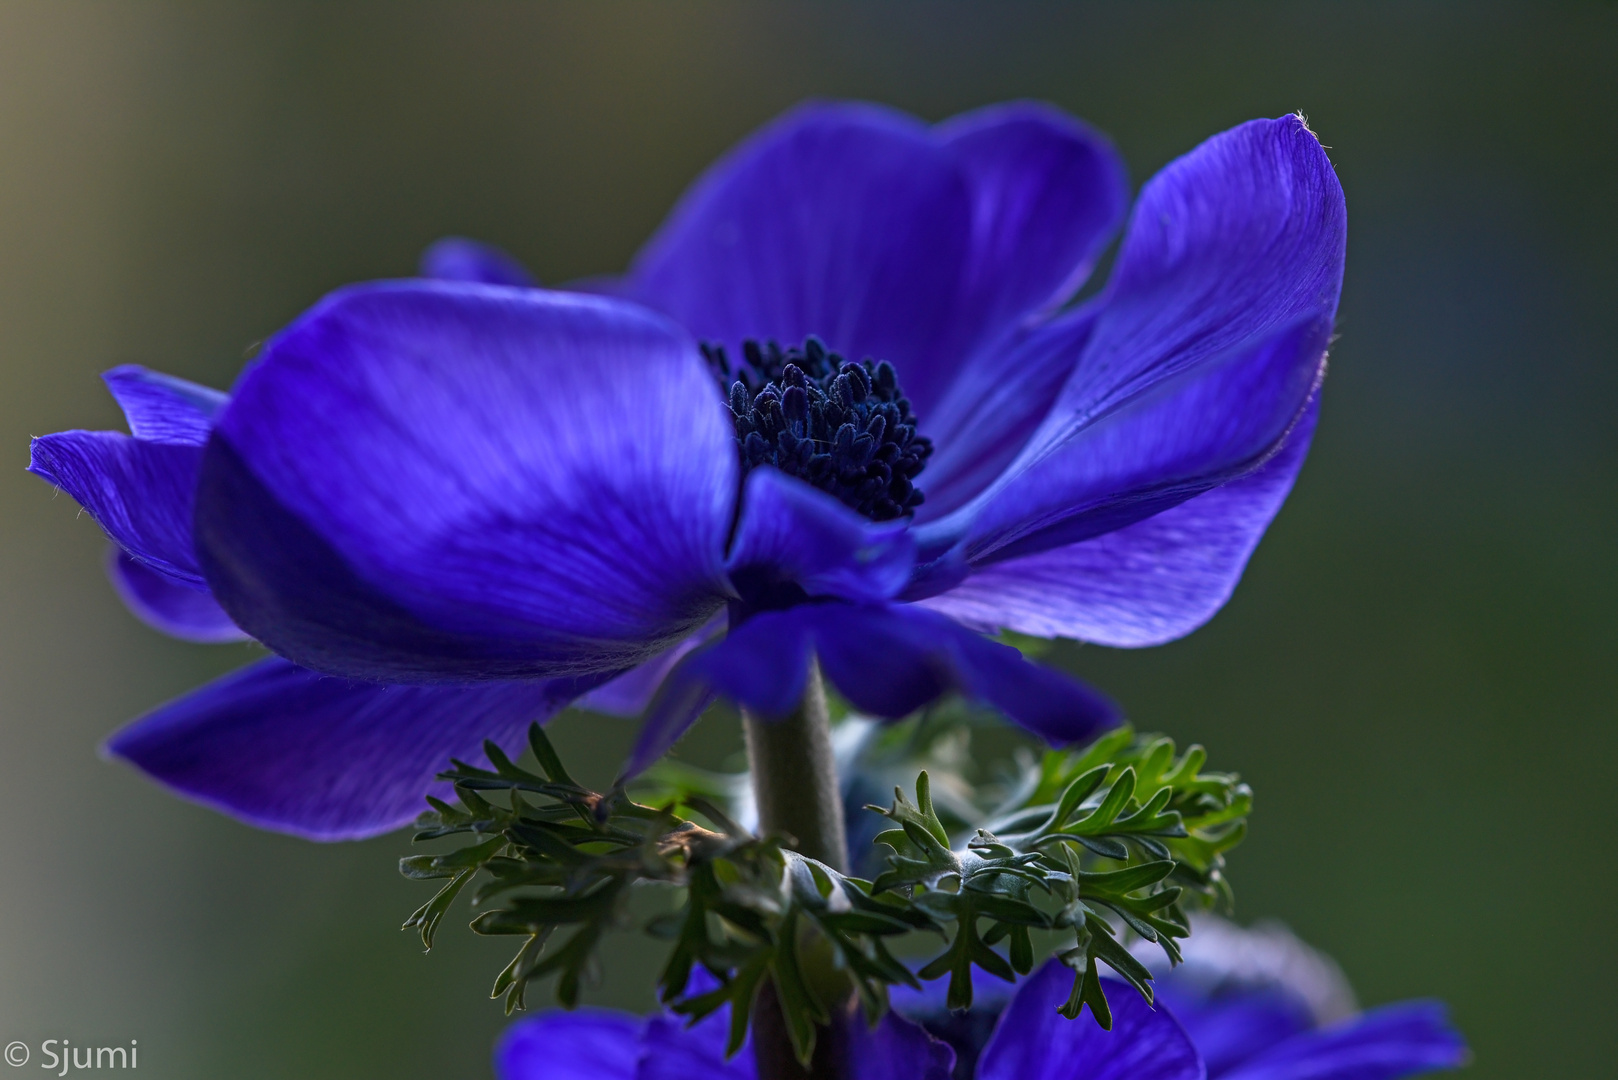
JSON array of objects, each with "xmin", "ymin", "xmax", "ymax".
[{"xmin": 2, "ymin": 2, "xmax": 1613, "ymax": 1077}]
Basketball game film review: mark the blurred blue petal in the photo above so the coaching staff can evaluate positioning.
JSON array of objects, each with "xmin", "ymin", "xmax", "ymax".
[
  {"xmin": 35, "ymin": 367, "xmax": 241, "ymax": 638},
  {"xmin": 889, "ymin": 966, "xmax": 1018, "ymax": 1079},
  {"xmin": 637, "ymin": 1014, "xmax": 752, "ymax": 1080},
  {"xmin": 847, "ymin": 1011, "xmax": 957, "ymax": 1080},
  {"xmin": 107, "ymin": 548, "xmax": 246, "ymax": 643},
  {"xmin": 496, "ymin": 1009, "xmax": 643, "ymax": 1080},
  {"xmin": 500, "ymin": 1002, "xmax": 951, "ymax": 1080},
  {"xmin": 1157, "ymin": 984, "xmax": 1314, "ymax": 1078},
  {"xmin": 1218, "ymin": 1002, "xmax": 1467, "ymax": 1080},
  {"xmin": 976, "ymin": 962, "xmax": 1203, "ymax": 1080},
  {"xmin": 420, "ymin": 236, "xmax": 538, "ymax": 287}
]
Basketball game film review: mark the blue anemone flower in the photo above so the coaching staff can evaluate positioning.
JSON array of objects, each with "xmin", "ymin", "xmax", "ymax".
[
  {"xmin": 28, "ymin": 101, "xmax": 1344, "ymax": 840},
  {"xmin": 492, "ymin": 921, "xmax": 1465, "ymax": 1080},
  {"xmin": 492, "ymin": 966, "xmax": 1192, "ymax": 1080},
  {"xmin": 888, "ymin": 917, "xmax": 1466, "ymax": 1080}
]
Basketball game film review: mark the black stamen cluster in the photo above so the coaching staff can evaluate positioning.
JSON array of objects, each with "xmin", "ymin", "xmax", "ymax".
[{"xmin": 704, "ymin": 337, "xmax": 932, "ymax": 522}]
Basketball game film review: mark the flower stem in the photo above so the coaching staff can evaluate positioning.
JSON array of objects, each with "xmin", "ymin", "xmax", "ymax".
[
  {"xmin": 743, "ymin": 660, "xmax": 849, "ymax": 873},
  {"xmin": 743, "ymin": 660, "xmax": 852, "ymax": 1079}
]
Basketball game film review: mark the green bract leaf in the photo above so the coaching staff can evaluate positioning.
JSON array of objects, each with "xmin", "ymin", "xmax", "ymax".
[
  {"xmin": 401, "ymin": 720, "xmax": 1250, "ymax": 1054},
  {"xmin": 862, "ymin": 724, "xmax": 1250, "ymax": 1028}
]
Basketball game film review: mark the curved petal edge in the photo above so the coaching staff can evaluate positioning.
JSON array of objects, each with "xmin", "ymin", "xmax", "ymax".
[
  {"xmin": 197, "ymin": 281, "xmax": 737, "ymax": 682},
  {"xmin": 106, "ymin": 657, "xmax": 607, "ymax": 840}
]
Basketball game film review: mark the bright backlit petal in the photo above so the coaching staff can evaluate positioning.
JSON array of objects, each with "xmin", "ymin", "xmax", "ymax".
[
  {"xmin": 921, "ymin": 400, "xmax": 1317, "ymax": 646},
  {"xmin": 29, "ymin": 430, "xmax": 205, "ymax": 586},
  {"xmin": 1058, "ymin": 114, "xmax": 1345, "ymax": 426},
  {"xmin": 197, "ymin": 282, "xmax": 737, "ymax": 682}
]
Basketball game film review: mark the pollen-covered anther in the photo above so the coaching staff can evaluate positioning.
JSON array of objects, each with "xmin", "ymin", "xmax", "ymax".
[{"xmin": 703, "ymin": 336, "xmax": 933, "ymax": 522}]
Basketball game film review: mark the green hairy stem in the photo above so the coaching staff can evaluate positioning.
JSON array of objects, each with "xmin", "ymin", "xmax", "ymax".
[
  {"xmin": 744, "ymin": 663, "xmax": 850, "ymax": 873},
  {"xmin": 743, "ymin": 663, "xmax": 854, "ymax": 1078}
]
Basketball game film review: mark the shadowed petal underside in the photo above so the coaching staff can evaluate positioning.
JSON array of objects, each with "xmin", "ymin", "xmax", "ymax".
[{"xmin": 107, "ymin": 657, "xmax": 611, "ymax": 840}]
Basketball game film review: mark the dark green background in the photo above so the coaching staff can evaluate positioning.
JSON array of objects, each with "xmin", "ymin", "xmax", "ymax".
[{"xmin": 2, "ymin": 3, "xmax": 1612, "ymax": 1077}]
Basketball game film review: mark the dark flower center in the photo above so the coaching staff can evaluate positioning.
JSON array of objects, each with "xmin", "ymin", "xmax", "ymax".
[{"xmin": 703, "ymin": 336, "xmax": 932, "ymax": 522}]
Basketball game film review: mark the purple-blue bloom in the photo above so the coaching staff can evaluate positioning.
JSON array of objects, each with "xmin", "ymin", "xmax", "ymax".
[
  {"xmin": 1136, "ymin": 917, "xmax": 1469, "ymax": 1080},
  {"xmin": 882, "ymin": 918, "xmax": 1466, "ymax": 1080},
  {"xmin": 29, "ymin": 101, "xmax": 1345, "ymax": 840},
  {"xmin": 494, "ymin": 969, "xmax": 1197, "ymax": 1080},
  {"xmin": 493, "ymin": 947, "xmax": 1465, "ymax": 1080}
]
